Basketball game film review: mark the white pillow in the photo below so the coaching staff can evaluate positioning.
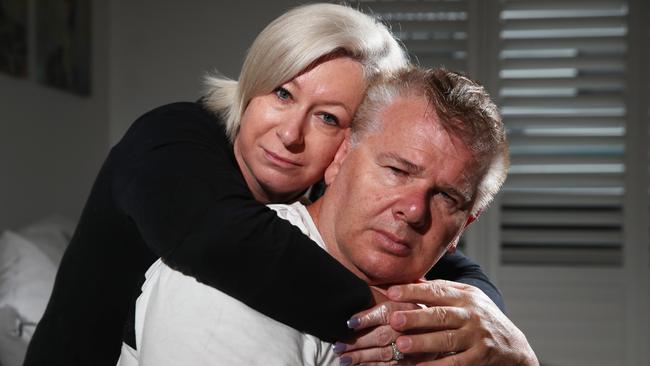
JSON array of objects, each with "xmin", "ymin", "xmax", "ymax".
[
  {"xmin": 0, "ymin": 230, "xmax": 58, "ymax": 342},
  {"xmin": 18, "ymin": 214, "xmax": 75, "ymax": 265},
  {"xmin": 0, "ymin": 305, "xmax": 28, "ymax": 366}
]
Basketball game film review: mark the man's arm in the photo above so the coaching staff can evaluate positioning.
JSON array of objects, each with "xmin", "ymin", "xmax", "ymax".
[
  {"xmin": 426, "ymin": 250, "xmax": 505, "ymax": 311},
  {"xmin": 134, "ymin": 261, "xmax": 328, "ymax": 366}
]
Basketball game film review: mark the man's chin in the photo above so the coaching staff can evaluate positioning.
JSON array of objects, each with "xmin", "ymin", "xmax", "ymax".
[{"xmin": 358, "ymin": 259, "xmax": 416, "ymax": 285}]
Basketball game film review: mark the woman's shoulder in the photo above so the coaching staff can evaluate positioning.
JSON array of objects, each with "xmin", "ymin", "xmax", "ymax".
[
  {"xmin": 113, "ymin": 101, "xmax": 230, "ymax": 155},
  {"xmin": 130, "ymin": 101, "xmax": 224, "ymax": 137}
]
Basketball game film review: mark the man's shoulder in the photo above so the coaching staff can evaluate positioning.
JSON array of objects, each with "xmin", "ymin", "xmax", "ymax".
[
  {"xmin": 267, "ymin": 202, "xmax": 308, "ymax": 231},
  {"xmin": 267, "ymin": 202, "xmax": 325, "ymax": 250}
]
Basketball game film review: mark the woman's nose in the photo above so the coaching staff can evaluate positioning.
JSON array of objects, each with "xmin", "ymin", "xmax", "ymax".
[{"xmin": 276, "ymin": 112, "xmax": 306, "ymax": 149}]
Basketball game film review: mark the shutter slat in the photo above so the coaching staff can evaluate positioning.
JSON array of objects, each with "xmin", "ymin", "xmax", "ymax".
[
  {"xmin": 355, "ymin": 0, "xmax": 467, "ymax": 14},
  {"xmin": 501, "ymin": 191, "xmax": 623, "ymax": 206}
]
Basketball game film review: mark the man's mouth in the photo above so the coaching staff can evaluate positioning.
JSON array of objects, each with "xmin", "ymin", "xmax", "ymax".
[{"xmin": 373, "ymin": 229, "xmax": 412, "ymax": 257}]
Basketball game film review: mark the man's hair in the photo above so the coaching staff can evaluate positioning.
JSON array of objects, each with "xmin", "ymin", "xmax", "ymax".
[
  {"xmin": 351, "ymin": 67, "xmax": 509, "ymax": 216},
  {"xmin": 202, "ymin": 3, "xmax": 408, "ymax": 141}
]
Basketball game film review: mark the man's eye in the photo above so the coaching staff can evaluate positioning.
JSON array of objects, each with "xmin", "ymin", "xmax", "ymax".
[
  {"xmin": 440, "ymin": 191, "xmax": 458, "ymax": 206},
  {"xmin": 388, "ymin": 166, "xmax": 407, "ymax": 177},
  {"xmin": 274, "ymin": 87, "xmax": 292, "ymax": 101},
  {"xmin": 319, "ymin": 113, "xmax": 339, "ymax": 126}
]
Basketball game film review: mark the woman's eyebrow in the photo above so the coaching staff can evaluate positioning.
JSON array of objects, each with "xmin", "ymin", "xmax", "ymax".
[
  {"xmin": 286, "ymin": 78, "xmax": 300, "ymax": 90},
  {"xmin": 291, "ymin": 78, "xmax": 355, "ymax": 115}
]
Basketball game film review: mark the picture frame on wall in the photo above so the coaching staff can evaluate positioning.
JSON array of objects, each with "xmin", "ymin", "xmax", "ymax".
[
  {"xmin": 0, "ymin": 0, "xmax": 28, "ymax": 78},
  {"xmin": 36, "ymin": 0, "xmax": 91, "ymax": 95}
]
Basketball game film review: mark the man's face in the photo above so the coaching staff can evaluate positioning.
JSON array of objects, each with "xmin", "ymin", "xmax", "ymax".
[{"xmin": 316, "ymin": 95, "xmax": 483, "ymax": 285}]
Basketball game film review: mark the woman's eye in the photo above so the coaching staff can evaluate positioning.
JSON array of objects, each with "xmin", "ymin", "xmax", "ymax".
[
  {"xmin": 274, "ymin": 87, "xmax": 292, "ymax": 101},
  {"xmin": 319, "ymin": 113, "xmax": 339, "ymax": 126}
]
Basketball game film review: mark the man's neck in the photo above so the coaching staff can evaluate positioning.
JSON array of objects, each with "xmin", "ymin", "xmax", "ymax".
[
  {"xmin": 305, "ymin": 198, "xmax": 322, "ymax": 228},
  {"xmin": 305, "ymin": 197, "xmax": 369, "ymax": 283}
]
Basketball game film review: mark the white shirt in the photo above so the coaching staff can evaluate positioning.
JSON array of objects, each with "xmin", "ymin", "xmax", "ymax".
[{"xmin": 117, "ymin": 202, "xmax": 338, "ymax": 366}]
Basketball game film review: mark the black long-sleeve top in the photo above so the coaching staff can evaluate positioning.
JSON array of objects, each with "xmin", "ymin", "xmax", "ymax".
[{"xmin": 24, "ymin": 102, "xmax": 503, "ymax": 366}]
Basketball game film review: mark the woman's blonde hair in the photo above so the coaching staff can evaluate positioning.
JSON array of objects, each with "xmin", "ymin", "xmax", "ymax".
[{"xmin": 203, "ymin": 3, "xmax": 408, "ymax": 141}]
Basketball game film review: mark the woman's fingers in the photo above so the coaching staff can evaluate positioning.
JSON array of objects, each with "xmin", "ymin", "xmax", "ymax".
[
  {"xmin": 348, "ymin": 301, "xmax": 421, "ymax": 330},
  {"xmin": 337, "ymin": 343, "xmax": 395, "ymax": 365},
  {"xmin": 390, "ymin": 306, "xmax": 469, "ymax": 333},
  {"xmin": 395, "ymin": 328, "xmax": 472, "ymax": 355},
  {"xmin": 387, "ymin": 281, "xmax": 472, "ymax": 307},
  {"xmin": 335, "ymin": 324, "xmax": 400, "ymax": 352}
]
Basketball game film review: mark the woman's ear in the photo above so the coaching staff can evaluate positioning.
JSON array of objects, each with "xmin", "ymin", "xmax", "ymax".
[{"xmin": 324, "ymin": 135, "xmax": 351, "ymax": 186}]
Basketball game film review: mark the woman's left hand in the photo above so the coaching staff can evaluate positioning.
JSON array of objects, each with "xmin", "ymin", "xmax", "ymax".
[{"xmin": 336, "ymin": 280, "xmax": 539, "ymax": 366}]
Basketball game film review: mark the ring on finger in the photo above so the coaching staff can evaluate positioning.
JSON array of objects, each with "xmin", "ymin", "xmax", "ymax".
[{"xmin": 391, "ymin": 342, "xmax": 404, "ymax": 361}]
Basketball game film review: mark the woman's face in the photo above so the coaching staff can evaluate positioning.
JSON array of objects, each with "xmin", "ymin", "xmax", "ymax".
[{"xmin": 234, "ymin": 57, "xmax": 366, "ymax": 203}]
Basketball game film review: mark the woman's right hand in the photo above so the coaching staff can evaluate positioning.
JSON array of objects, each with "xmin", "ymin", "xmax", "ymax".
[{"xmin": 335, "ymin": 288, "xmax": 420, "ymax": 365}]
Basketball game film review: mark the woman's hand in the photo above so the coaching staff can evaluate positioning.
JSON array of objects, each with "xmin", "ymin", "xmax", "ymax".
[
  {"xmin": 336, "ymin": 298, "xmax": 420, "ymax": 365},
  {"xmin": 336, "ymin": 280, "xmax": 539, "ymax": 366}
]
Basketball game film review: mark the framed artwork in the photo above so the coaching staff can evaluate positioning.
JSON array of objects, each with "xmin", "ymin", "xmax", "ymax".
[
  {"xmin": 0, "ymin": 0, "xmax": 28, "ymax": 78},
  {"xmin": 36, "ymin": 0, "xmax": 91, "ymax": 95}
]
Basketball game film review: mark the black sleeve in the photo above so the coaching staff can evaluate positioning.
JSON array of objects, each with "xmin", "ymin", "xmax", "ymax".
[
  {"xmin": 425, "ymin": 250, "xmax": 505, "ymax": 312},
  {"xmin": 112, "ymin": 103, "xmax": 371, "ymax": 342},
  {"xmin": 113, "ymin": 103, "xmax": 504, "ymax": 341}
]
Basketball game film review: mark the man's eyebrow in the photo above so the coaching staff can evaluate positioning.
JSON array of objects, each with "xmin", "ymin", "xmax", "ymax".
[
  {"xmin": 446, "ymin": 186, "xmax": 473, "ymax": 207},
  {"xmin": 382, "ymin": 152, "xmax": 424, "ymax": 175}
]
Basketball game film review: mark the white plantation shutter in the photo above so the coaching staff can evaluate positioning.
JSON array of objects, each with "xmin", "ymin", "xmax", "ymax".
[
  {"xmin": 346, "ymin": 0, "xmax": 649, "ymax": 363},
  {"xmin": 352, "ymin": 0, "xmax": 473, "ymax": 250},
  {"xmin": 353, "ymin": 0, "xmax": 471, "ymax": 72},
  {"xmin": 352, "ymin": 0, "xmax": 633, "ymax": 266},
  {"xmin": 497, "ymin": 0, "xmax": 630, "ymax": 266}
]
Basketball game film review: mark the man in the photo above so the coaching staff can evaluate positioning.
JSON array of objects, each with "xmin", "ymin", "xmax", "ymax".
[{"xmin": 118, "ymin": 67, "xmax": 538, "ymax": 366}]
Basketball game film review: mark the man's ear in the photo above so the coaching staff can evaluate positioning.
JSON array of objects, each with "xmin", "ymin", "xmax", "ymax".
[
  {"xmin": 447, "ymin": 211, "xmax": 481, "ymax": 253},
  {"xmin": 465, "ymin": 210, "xmax": 481, "ymax": 227},
  {"xmin": 447, "ymin": 211, "xmax": 481, "ymax": 255},
  {"xmin": 324, "ymin": 135, "xmax": 351, "ymax": 186}
]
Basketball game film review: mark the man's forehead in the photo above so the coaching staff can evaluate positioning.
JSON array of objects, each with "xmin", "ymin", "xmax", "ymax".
[{"xmin": 356, "ymin": 97, "xmax": 481, "ymax": 203}]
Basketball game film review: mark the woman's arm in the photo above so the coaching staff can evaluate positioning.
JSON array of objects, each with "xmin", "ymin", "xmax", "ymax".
[
  {"xmin": 426, "ymin": 250, "xmax": 504, "ymax": 311},
  {"xmin": 113, "ymin": 102, "xmax": 370, "ymax": 342},
  {"xmin": 114, "ymin": 102, "xmax": 503, "ymax": 341}
]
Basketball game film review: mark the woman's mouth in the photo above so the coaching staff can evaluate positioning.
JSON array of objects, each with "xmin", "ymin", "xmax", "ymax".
[{"xmin": 263, "ymin": 148, "xmax": 302, "ymax": 168}]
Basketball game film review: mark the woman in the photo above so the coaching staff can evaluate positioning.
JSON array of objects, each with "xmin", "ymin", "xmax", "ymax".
[{"xmin": 24, "ymin": 4, "xmax": 501, "ymax": 366}]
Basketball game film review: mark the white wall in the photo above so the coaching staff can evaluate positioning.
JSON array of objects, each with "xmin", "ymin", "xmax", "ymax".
[
  {"xmin": 1, "ymin": 0, "xmax": 304, "ymax": 229},
  {"xmin": 0, "ymin": 0, "xmax": 109, "ymax": 230},
  {"xmin": 5, "ymin": 3, "xmax": 644, "ymax": 364},
  {"xmin": 108, "ymin": 0, "xmax": 304, "ymax": 145},
  {"xmin": 500, "ymin": 266, "xmax": 627, "ymax": 366}
]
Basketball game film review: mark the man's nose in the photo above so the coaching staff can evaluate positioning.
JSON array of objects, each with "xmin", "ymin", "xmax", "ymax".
[
  {"xmin": 276, "ymin": 110, "xmax": 306, "ymax": 149},
  {"xmin": 392, "ymin": 188, "xmax": 429, "ymax": 228}
]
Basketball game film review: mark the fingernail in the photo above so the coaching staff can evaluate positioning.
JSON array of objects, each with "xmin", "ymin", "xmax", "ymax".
[
  {"xmin": 332, "ymin": 342, "xmax": 347, "ymax": 354},
  {"xmin": 396, "ymin": 337, "xmax": 412, "ymax": 351},
  {"xmin": 392, "ymin": 312, "xmax": 406, "ymax": 328},
  {"xmin": 346, "ymin": 316, "xmax": 361, "ymax": 329},
  {"xmin": 339, "ymin": 355, "xmax": 353, "ymax": 366},
  {"xmin": 387, "ymin": 286, "xmax": 401, "ymax": 299}
]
